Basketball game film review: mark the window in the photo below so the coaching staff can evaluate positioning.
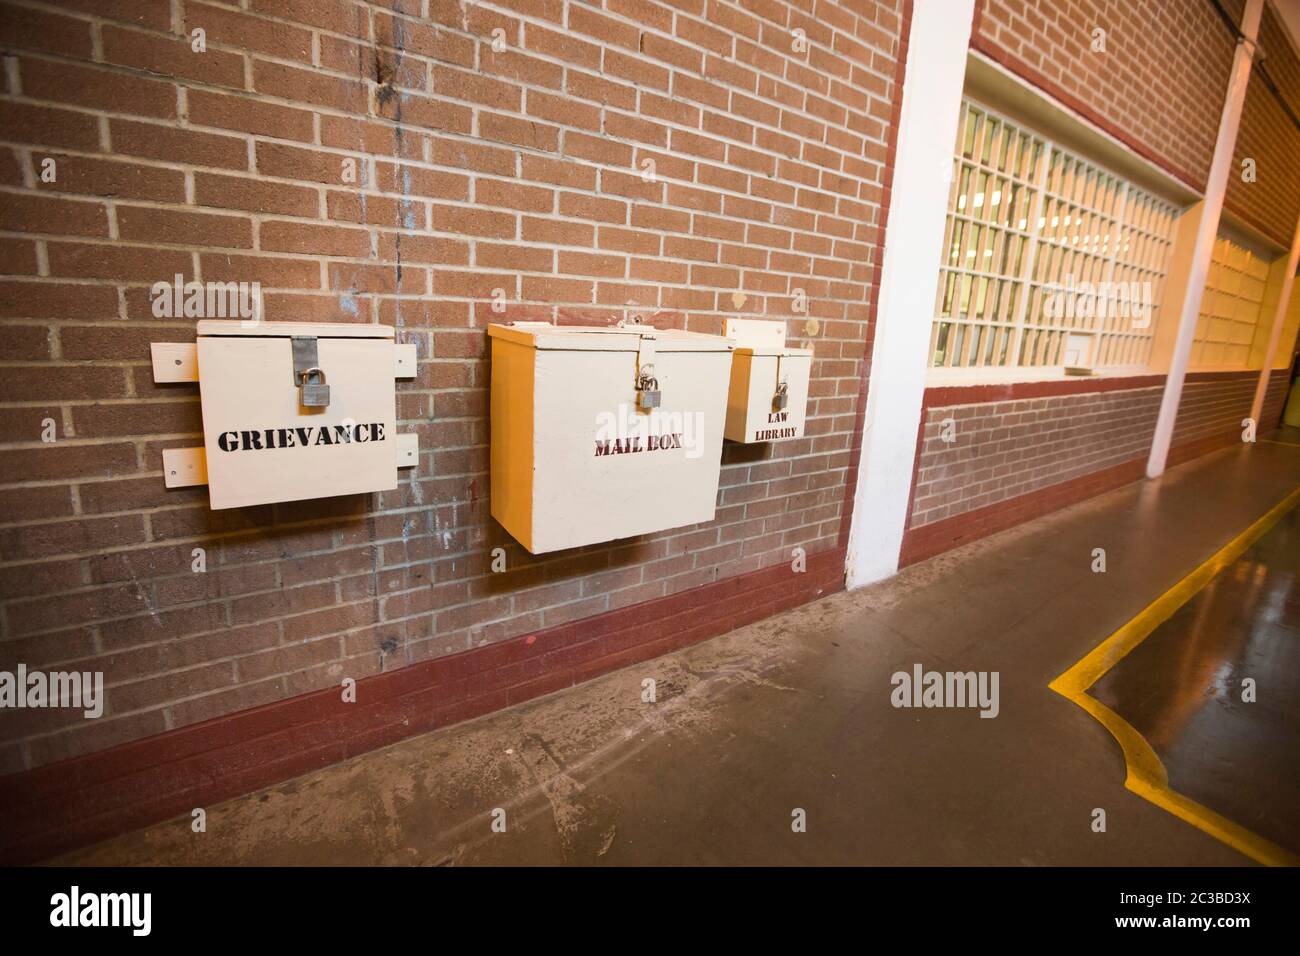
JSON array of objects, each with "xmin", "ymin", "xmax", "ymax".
[
  {"xmin": 932, "ymin": 101, "xmax": 1177, "ymax": 373},
  {"xmin": 1190, "ymin": 237, "xmax": 1269, "ymax": 369}
]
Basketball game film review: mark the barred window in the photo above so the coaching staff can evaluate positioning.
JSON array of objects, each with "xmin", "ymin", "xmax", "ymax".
[
  {"xmin": 1190, "ymin": 237, "xmax": 1269, "ymax": 370},
  {"xmin": 932, "ymin": 101, "xmax": 1177, "ymax": 373}
]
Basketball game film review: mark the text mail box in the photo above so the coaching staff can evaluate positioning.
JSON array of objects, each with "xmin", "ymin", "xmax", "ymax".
[
  {"xmin": 150, "ymin": 321, "xmax": 418, "ymax": 509},
  {"xmin": 488, "ymin": 322, "xmax": 734, "ymax": 553},
  {"xmin": 723, "ymin": 319, "xmax": 813, "ymax": 443}
]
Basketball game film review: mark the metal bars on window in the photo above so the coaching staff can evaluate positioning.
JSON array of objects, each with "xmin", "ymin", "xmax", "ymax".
[{"xmin": 932, "ymin": 101, "xmax": 1177, "ymax": 371}]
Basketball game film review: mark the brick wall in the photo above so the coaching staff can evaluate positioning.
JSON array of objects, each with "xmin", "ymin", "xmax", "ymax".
[
  {"xmin": 910, "ymin": 382, "xmax": 1161, "ymax": 531},
  {"xmin": 1227, "ymin": 3, "xmax": 1300, "ymax": 249},
  {"xmin": 974, "ymin": 0, "xmax": 1300, "ymax": 250},
  {"xmin": 1170, "ymin": 368, "xmax": 1290, "ymax": 449},
  {"xmin": 971, "ymin": 0, "xmax": 1237, "ymax": 190},
  {"xmin": 905, "ymin": 372, "xmax": 1291, "ymax": 558},
  {"xmin": 0, "ymin": 0, "xmax": 906, "ymax": 773}
]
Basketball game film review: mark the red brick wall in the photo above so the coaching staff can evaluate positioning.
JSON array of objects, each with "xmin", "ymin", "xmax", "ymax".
[
  {"xmin": 910, "ymin": 381, "xmax": 1161, "ymax": 531},
  {"xmin": 971, "ymin": 0, "xmax": 1237, "ymax": 190},
  {"xmin": 1171, "ymin": 368, "xmax": 1290, "ymax": 448},
  {"xmin": 0, "ymin": 0, "xmax": 906, "ymax": 773},
  {"xmin": 906, "ymin": 371, "xmax": 1291, "ymax": 550},
  {"xmin": 974, "ymin": 0, "xmax": 1300, "ymax": 250},
  {"xmin": 1227, "ymin": 4, "xmax": 1300, "ymax": 248}
]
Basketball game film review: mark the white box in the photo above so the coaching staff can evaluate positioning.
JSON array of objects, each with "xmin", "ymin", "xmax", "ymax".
[
  {"xmin": 488, "ymin": 322, "xmax": 734, "ymax": 553},
  {"xmin": 722, "ymin": 319, "xmax": 813, "ymax": 443},
  {"xmin": 193, "ymin": 321, "xmax": 400, "ymax": 509}
]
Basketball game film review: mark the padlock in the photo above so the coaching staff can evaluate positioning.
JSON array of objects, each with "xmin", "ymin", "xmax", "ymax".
[
  {"xmin": 298, "ymin": 366, "xmax": 331, "ymax": 407},
  {"xmin": 772, "ymin": 380, "xmax": 789, "ymax": 412},
  {"xmin": 636, "ymin": 371, "xmax": 660, "ymax": 411}
]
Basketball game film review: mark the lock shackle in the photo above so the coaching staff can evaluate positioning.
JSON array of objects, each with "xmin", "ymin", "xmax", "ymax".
[
  {"xmin": 635, "ymin": 362, "xmax": 658, "ymax": 392},
  {"xmin": 298, "ymin": 366, "xmax": 327, "ymax": 385}
]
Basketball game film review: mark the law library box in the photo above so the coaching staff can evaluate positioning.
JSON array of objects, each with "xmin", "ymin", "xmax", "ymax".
[
  {"xmin": 488, "ymin": 321, "xmax": 734, "ymax": 554},
  {"xmin": 150, "ymin": 321, "xmax": 419, "ymax": 509},
  {"xmin": 722, "ymin": 319, "xmax": 813, "ymax": 443}
]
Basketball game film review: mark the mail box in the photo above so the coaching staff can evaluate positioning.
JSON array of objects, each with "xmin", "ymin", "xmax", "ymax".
[
  {"xmin": 488, "ymin": 321, "xmax": 734, "ymax": 553},
  {"xmin": 150, "ymin": 320, "xmax": 419, "ymax": 509},
  {"xmin": 722, "ymin": 319, "xmax": 813, "ymax": 443}
]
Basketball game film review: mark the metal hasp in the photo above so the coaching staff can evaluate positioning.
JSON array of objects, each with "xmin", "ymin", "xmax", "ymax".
[
  {"xmin": 772, "ymin": 353, "xmax": 789, "ymax": 411},
  {"xmin": 292, "ymin": 336, "xmax": 331, "ymax": 408},
  {"xmin": 634, "ymin": 334, "xmax": 660, "ymax": 410}
]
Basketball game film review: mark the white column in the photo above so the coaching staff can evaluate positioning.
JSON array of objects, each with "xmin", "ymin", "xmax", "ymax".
[
  {"xmin": 1146, "ymin": 0, "xmax": 1264, "ymax": 477},
  {"xmin": 845, "ymin": 0, "xmax": 974, "ymax": 589},
  {"xmin": 1249, "ymin": 213, "xmax": 1300, "ymax": 427}
]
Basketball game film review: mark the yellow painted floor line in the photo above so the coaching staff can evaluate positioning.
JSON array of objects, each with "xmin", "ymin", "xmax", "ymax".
[{"xmin": 1050, "ymin": 485, "xmax": 1300, "ymax": 867}]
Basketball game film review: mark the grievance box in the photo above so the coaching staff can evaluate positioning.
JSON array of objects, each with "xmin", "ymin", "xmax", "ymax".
[
  {"xmin": 723, "ymin": 319, "xmax": 813, "ymax": 443},
  {"xmin": 488, "ymin": 322, "xmax": 734, "ymax": 554},
  {"xmin": 150, "ymin": 321, "xmax": 419, "ymax": 509}
]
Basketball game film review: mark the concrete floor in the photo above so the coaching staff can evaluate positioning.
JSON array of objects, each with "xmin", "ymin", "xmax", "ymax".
[
  {"xmin": 1094, "ymin": 504, "xmax": 1299, "ymax": 855},
  {"xmin": 1093, "ymin": 426, "xmax": 1300, "ymax": 857},
  {"xmin": 55, "ymin": 437, "xmax": 1300, "ymax": 866}
]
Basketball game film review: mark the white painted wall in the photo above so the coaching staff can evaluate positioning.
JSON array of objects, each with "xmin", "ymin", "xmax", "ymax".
[{"xmin": 845, "ymin": 0, "xmax": 976, "ymax": 589}]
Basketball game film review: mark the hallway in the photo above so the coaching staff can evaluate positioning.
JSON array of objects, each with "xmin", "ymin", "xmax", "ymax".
[{"xmin": 54, "ymin": 437, "xmax": 1300, "ymax": 866}]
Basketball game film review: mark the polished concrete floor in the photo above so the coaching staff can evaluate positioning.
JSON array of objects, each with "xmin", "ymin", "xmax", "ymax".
[
  {"xmin": 1093, "ymin": 473, "xmax": 1300, "ymax": 855},
  {"xmin": 55, "ymin": 437, "xmax": 1300, "ymax": 866}
]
